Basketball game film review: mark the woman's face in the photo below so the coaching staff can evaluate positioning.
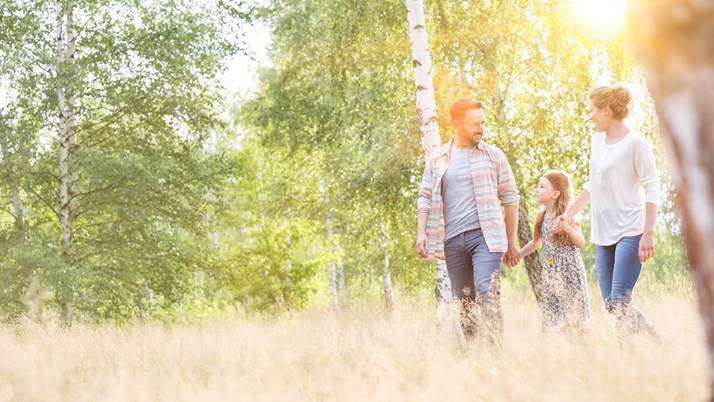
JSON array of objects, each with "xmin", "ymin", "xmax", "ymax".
[{"xmin": 588, "ymin": 100, "xmax": 610, "ymax": 133}]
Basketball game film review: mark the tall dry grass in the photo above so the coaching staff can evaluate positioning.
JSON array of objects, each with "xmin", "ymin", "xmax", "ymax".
[{"xmin": 0, "ymin": 286, "xmax": 707, "ymax": 401}]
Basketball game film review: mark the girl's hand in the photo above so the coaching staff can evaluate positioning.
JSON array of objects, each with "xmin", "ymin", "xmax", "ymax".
[
  {"xmin": 552, "ymin": 215, "xmax": 569, "ymax": 234},
  {"xmin": 555, "ymin": 216, "xmax": 571, "ymax": 233}
]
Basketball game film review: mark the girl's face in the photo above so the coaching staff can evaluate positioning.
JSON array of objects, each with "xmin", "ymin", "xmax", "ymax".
[
  {"xmin": 588, "ymin": 100, "xmax": 612, "ymax": 133},
  {"xmin": 535, "ymin": 177, "xmax": 558, "ymax": 205}
]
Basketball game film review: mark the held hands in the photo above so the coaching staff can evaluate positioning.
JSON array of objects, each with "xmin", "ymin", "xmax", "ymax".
[
  {"xmin": 639, "ymin": 232, "xmax": 655, "ymax": 263},
  {"xmin": 552, "ymin": 215, "xmax": 570, "ymax": 234},
  {"xmin": 503, "ymin": 243, "xmax": 521, "ymax": 267}
]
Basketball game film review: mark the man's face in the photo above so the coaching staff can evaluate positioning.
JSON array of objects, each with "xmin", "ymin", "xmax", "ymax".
[{"xmin": 455, "ymin": 108, "xmax": 486, "ymax": 147}]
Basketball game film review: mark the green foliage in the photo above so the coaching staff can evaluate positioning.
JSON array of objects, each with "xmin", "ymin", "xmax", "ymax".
[
  {"xmin": 232, "ymin": 0, "xmax": 688, "ymax": 314},
  {"xmin": 0, "ymin": 0, "xmax": 252, "ymax": 322},
  {"xmin": 0, "ymin": 0, "xmax": 689, "ymax": 321}
]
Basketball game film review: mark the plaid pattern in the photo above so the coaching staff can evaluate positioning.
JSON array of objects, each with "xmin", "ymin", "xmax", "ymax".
[{"xmin": 418, "ymin": 137, "xmax": 519, "ymax": 260}]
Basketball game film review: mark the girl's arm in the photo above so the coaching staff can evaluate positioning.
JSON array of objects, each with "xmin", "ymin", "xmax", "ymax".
[
  {"xmin": 518, "ymin": 238, "xmax": 542, "ymax": 260},
  {"xmin": 556, "ymin": 218, "xmax": 586, "ymax": 249}
]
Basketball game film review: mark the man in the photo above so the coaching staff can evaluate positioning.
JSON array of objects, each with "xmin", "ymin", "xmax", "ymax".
[{"xmin": 416, "ymin": 98, "xmax": 520, "ymax": 340}]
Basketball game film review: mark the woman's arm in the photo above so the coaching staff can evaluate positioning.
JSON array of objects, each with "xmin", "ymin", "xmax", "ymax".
[
  {"xmin": 639, "ymin": 202, "xmax": 658, "ymax": 262},
  {"xmin": 564, "ymin": 189, "xmax": 590, "ymax": 220},
  {"xmin": 554, "ymin": 190, "xmax": 591, "ymax": 235}
]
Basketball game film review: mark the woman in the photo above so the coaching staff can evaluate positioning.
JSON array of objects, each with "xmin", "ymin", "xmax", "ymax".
[{"xmin": 556, "ymin": 84, "xmax": 663, "ymax": 342}]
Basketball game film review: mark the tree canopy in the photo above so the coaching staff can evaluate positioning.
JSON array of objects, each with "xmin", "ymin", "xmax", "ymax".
[{"xmin": 0, "ymin": 0, "xmax": 687, "ymax": 322}]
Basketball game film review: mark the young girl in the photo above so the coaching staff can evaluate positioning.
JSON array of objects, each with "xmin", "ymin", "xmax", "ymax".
[{"xmin": 519, "ymin": 170, "xmax": 591, "ymax": 333}]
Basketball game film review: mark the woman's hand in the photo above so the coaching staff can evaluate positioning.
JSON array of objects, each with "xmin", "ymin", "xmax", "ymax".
[
  {"xmin": 639, "ymin": 232, "xmax": 655, "ymax": 263},
  {"xmin": 552, "ymin": 215, "xmax": 570, "ymax": 234}
]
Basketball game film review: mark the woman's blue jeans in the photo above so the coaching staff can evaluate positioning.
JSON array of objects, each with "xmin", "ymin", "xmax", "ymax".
[
  {"xmin": 595, "ymin": 234, "xmax": 643, "ymax": 309},
  {"xmin": 595, "ymin": 234, "xmax": 647, "ymax": 335}
]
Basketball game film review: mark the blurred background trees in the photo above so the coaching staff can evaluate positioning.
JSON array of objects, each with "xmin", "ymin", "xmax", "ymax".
[{"xmin": 0, "ymin": 0, "xmax": 688, "ymax": 324}]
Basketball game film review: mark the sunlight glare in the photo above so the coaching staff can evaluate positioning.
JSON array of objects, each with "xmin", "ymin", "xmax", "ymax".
[{"xmin": 572, "ymin": 0, "xmax": 627, "ymax": 27}]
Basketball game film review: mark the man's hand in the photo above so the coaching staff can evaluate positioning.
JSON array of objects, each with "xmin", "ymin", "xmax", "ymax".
[
  {"xmin": 503, "ymin": 243, "xmax": 520, "ymax": 267},
  {"xmin": 639, "ymin": 232, "xmax": 655, "ymax": 263},
  {"xmin": 415, "ymin": 232, "xmax": 429, "ymax": 259}
]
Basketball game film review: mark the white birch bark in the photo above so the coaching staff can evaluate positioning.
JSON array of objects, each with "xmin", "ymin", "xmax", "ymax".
[
  {"xmin": 628, "ymin": 0, "xmax": 714, "ymax": 396},
  {"xmin": 406, "ymin": 0, "xmax": 441, "ymax": 153},
  {"xmin": 56, "ymin": 0, "xmax": 77, "ymax": 327},
  {"xmin": 406, "ymin": 0, "xmax": 454, "ymax": 321}
]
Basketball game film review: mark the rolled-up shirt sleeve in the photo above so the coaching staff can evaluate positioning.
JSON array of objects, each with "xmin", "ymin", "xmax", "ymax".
[
  {"xmin": 496, "ymin": 149, "xmax": 520, "ymax": 206},
  {"xmin": 417, "ymin": 157, "xmax": 433, "ymax": 213}
]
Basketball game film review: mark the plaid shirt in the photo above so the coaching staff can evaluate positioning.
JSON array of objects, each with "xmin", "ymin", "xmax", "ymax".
[{"xmin": 417, "ymin": 137, "xmax": 519, "ymax": 260}]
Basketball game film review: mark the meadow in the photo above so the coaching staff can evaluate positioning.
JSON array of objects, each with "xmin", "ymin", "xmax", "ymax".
[{"xmin": 0, "ymin": 283, "xmax": 706, "ymax": 402}]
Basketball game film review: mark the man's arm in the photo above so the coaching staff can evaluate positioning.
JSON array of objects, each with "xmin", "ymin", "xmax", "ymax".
[
  {"xmin": 416, "ymin": 211, "xmax": 429, "ymax": 258},
  {"xmin": 495, "ymin": 149, "xmax": 520, "ymax": 266},
  {"xmin": 416, "ymin": 154, "xmax": 435, "ymax": 259},
  {"xmin": 503, "ymin": 204, "xmax": 520, "ymax": 266}
]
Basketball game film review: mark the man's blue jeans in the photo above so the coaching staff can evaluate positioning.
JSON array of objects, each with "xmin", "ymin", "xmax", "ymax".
[{"xmin": 444, "ymin": 228, "xmax": 503, "ymax": 340}]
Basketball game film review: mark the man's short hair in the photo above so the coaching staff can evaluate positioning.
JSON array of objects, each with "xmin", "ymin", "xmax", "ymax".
[{"xmin": 449, "ymin": 98, "xmax": 485, "ymax": 122}]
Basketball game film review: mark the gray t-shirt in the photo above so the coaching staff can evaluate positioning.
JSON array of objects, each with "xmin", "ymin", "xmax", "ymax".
[{"xmin": 442, "ymin": 144, "xmax": 481, "ymax": 241}]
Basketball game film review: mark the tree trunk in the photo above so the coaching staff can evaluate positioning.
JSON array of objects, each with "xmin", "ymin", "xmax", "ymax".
[
  {"xmin": 484, "ymin": 47, "xmax": 542, "ymax": 304},
  {"xmin": 405, "ymin": 0, "xmax": 441, "ymax": 153},
  {"xmin": 627, "ymin": 1, "xmax": 714, "ymax": 398},
  {"xmin": 338, "ymin": 253, "xmax": 347, "ymax": 304},
  {"xmin": 406, "ymin": 0, "xmax": 454, "ymax": 317},
  {"xmin": 322, "ymin": 180, "xmax": 338, "ymax": 308},
  {"xmin": 56, "ymin": 0, "xmax": 78, "ymax": 328},
  {"xmin": 285, "ymin": 226, "xmax": 292, "ymax": 289},
  {"xmin": 379, "ymin": 220, "xmax": 394, "ymax": 313},
  {"xmin": 517, "ymin": 197, "xmax": 543, "ymax": 305},
  {"xmin": 327, "ymin": 209, "xmax": 337, "ymax": 307},
  {"xmin": 0, "ymin": 131, "xmax": 43, "ymax": 323},
  {"xmin": 11, "ymin": 176, "xmax": 44, "ymax": 323}
]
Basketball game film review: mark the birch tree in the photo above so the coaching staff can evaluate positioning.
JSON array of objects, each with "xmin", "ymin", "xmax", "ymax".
[
  {"xmin": 405, "ymin": 0, "xmax": 453, "ymax": 318},
  {"xmin": 628, "ymin": 0, "xmax": 714, "ymax": 397},
  {"xmin": 0, "ymin": 109, "xmax": 41, "ymax": 321},
  {"xmin": 1, "ymin": 0, "xmax": 250, "ymax": 323},
  {"xmin": 54, "ymin": 0, "xmax": 79, "ymax": 327},
  {"xmin": 0, "ymin": 4, "xmax": 52, "ymax": 322}
]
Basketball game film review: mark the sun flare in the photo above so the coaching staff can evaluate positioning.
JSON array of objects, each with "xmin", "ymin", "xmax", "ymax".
[{"xmin": 572, "ymin": 0, "xmax": 627, "ymax": 27}]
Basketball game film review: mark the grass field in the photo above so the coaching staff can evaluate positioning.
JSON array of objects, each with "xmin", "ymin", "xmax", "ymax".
[{"xmin": 0, "ymin": 286, "xmax": 708, "ymax": 401}]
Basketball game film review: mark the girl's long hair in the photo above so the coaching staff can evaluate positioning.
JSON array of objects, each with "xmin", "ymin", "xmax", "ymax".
[{"xmin": 533, "ymin": 170, "xmax": 572, "ymax": 244}]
